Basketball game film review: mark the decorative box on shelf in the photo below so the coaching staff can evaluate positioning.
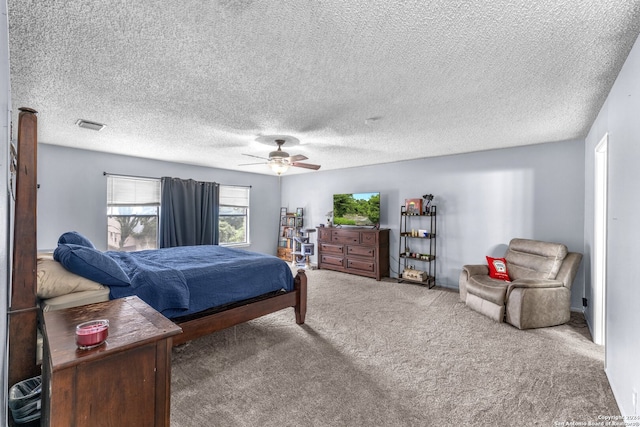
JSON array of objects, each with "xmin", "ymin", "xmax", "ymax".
[{"xmin": 402, "ymin": 268, "xmax": 428, "ymax": 282}]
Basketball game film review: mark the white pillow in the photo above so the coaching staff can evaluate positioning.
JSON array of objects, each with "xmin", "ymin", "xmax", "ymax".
[{"xmin": 37, "ymin": 254, "xmax": 106, "ymax": 299}]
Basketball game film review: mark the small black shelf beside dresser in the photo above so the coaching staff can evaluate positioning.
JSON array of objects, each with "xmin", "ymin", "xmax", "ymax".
[{"xmin": 398, "ymin": 205, "xmax": 437, "ymax": 288}]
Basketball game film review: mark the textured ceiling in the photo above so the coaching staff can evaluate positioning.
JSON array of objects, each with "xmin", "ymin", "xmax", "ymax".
[{"xmin": 8, "ymin": 1, "xmax": 640, "ymax": 175}]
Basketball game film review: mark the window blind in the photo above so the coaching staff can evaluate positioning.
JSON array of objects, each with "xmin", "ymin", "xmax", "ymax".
[
  {"xmin": 219, "ymin": 185, "xmax": 249, "ymax": 207},
  {"xmin": 107, "ymin": 176, "xmax": 161, "ymax": 206}
]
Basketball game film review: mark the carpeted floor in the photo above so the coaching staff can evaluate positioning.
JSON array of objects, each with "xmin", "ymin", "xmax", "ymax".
[{"xmin": 170, "ymin": 269, "xmax": 619, "ymax": 426}]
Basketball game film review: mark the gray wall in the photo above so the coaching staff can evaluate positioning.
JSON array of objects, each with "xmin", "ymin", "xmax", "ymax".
[
  {"xmin": 37, "ymin": 145, "xmax": 282, "ymax": 254},
  {"xmin": 1, "ymin": 0, "xmax": 9, "ymax": 421},
  {"xmin": 584, "ymin": 34, "xmax": 640, "ymax": 417},
  {"xmin": 280, "ymin": 139, "xmax": 586, "ymax": 310}
]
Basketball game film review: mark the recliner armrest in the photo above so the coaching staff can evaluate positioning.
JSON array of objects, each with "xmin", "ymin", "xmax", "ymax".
[
  {"xmin": 506, "ymin": 279, "xmax": 564, "ymax": 301},
  {"xmin": 509, "ymin": 279, "xmax": 564, "ymax": 289},
  {"xmin": 462, "ymin": 264, "xmax": 489, "ymax": 278},
  {"xmin": 459, "ymin": 264, "xmax": 490, "ymax": 302}
]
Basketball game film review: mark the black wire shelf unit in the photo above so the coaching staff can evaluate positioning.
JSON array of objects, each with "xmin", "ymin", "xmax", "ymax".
[{"xmin": 397, "ymin": 205, "xmax": 436, "ymax": 288}]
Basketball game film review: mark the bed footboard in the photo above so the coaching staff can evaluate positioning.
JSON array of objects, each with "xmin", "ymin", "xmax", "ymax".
[{"xmin": 172, "ymin": 269, "xmax": 308, "ymax": 346}]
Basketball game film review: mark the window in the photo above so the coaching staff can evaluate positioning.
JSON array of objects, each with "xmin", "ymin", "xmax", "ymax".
[
  {"xmin": 219, "ymin": 185, "xmax": 250, "ymax": 246},
  {"xmin": 107, "ymin": 175, "xmax": 161, "ymax": 251}
]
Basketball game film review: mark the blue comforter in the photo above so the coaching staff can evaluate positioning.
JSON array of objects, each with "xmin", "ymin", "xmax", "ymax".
[{"xmin": 106, "ymin": 245, "xmax": 295, "ymax": 318}]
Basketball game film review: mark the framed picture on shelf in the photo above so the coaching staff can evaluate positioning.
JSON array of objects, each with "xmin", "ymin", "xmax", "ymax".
[
  {"xmin": 405, "ymin": 198, "xmax": 422, "ymax": 215},
  {"xmin": 296, "ymin": 207, "xmax": 303, "ymax": 217},
  {"xmin": 280, "ymin": 207, "xmax": 287, "ymax": 216}
]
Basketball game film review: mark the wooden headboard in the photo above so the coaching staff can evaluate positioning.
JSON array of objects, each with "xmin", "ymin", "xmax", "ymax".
[{"xmin": 7, "ymin": 107, "xmax": 40, "ymax": 389}]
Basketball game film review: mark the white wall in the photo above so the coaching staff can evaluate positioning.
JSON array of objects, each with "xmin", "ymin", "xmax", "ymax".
[
  {"xmin": 280, "ymin": 139, "xmax": 586, "ymax": 310},
  {"xmin": 585, "ymin": 34, "xmax": 640, "ymax": 417},
  {"xmin": 37, "ymin": 145, "xmax": 282, "ymax": 254}
]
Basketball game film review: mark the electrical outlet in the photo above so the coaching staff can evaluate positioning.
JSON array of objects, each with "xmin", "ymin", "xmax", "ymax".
[{"xmin": 633, "ymin": 389, "xmax": 638, "ymax": 415}]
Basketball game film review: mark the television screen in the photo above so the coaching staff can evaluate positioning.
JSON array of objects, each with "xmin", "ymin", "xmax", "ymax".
[{"xmin": 333, "ymin": 192, "xmax": 380, "ymax": 226}]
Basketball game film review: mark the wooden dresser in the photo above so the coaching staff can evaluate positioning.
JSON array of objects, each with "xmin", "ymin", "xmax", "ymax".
[
  {"xmin": 41, "ymin": 296, "xmax": 182, "ymax": 427},
  {"xmin": 317, "ymin": 227, "xmax": 390, "ymax": 281}
]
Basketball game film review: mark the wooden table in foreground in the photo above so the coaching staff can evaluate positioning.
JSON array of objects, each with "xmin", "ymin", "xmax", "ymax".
[{"xmin": 41, "ymin": 296, "xmax": 182, "ymax": 427}]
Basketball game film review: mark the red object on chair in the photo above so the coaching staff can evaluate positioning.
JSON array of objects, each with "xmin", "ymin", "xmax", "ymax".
[{"xmin": 486, "ymin": 256, "xmax": 510, "ymax": 281}]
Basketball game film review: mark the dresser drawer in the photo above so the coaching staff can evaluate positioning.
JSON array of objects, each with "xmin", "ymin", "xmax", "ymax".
[
  {"xmin": 346, "ymin": 245, "xmax": 375, "ymax": 258},
  {"xmin": 320, "ymin": 243, "xmax": 344, "ymax": 255},
  {"xmin": 332, "ymin": 230, "xmax": 360, "ymax": 244},
  {"xmin": 360, "ymin": 231, "xmax": 378, "ymax": 245},
  {"xmin": 347, "ymin": 258, "xmax": 375, "ymax": 273},
  {"xmin": 321, "ymin": 254, "xmax": 344, "ymax": 267},
  {"xmin": 317, "ymin": 228, "xmax": 332, "ymax": 241}
]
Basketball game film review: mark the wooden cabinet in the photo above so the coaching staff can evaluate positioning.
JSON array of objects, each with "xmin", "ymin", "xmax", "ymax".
[
  {"xmin": 317, "ymin": 227, "xmax": 390, "ymax": 281},
  {"xmin": 41, "ymin": 296, "xmax": 182, "ymax": 427}
]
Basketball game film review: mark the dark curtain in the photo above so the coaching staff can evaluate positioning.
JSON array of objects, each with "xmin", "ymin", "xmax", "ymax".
[{"xmin": 159, "ymin": 177, "xmax": 219, "ymax": 248}]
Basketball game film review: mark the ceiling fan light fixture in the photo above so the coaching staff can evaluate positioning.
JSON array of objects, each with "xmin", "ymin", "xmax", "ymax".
[
  {"xmin": 241, "ymin": 136, "xmax": 319, "ymax": 174},
  {"xmin": 269, "ymin": 149, "xmax": 289, "ymax": 159},
  {"xmin": 269, "ymin": 159, "xmax": 289, "ymax": 175}
]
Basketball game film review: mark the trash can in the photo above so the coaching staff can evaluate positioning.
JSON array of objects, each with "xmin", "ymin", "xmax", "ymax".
[{"xmin": 8, "ymin": 376, "xmax": 42, "ymax": 424}]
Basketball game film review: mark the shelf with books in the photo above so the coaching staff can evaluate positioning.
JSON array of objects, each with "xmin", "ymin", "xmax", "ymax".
[{"xmin": 277, "ymin": 208, "xmax": 304, "ymax": 261}]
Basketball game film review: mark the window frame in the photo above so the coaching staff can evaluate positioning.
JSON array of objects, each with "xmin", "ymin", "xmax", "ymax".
[
  {"xmin": 218, "ymin": 185, "xmax": 250, "ymax": 247},
  {"xmin": 106, "ymin": 175, "xmax": 161, "ymax": 251}
]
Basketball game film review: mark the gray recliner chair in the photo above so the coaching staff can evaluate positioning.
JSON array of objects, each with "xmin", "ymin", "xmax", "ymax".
[{"xmin": 459, "ymin": 238, "xmax": 583, "ymax": 329}]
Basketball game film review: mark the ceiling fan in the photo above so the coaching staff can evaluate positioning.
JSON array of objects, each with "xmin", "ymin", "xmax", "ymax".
[{"xmin": 240, "ymin": 138, "xmax": 321, "ymax": 175}]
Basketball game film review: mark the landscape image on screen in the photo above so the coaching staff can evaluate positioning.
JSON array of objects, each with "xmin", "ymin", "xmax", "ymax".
[{"xmin": 333, "ymin": 192, "xmax": 380, "ymax": 226}]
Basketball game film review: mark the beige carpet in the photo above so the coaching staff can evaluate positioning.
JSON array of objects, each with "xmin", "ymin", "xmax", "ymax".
[{"xmin": 170, "ymin": 269, "xmax": 619, "ymax": 426}]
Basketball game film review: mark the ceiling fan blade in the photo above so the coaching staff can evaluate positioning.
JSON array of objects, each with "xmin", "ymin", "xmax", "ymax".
[
  {"xmin": 242, "ymin": 153, "xmax": 269, "ymax": 160},
  {"xmin": 238, "ymin": 161, "xmax": 267, "ymax": 166},
  {"xmin": 291, "ymin": 162, "xmax": 321, "ymax": 170},
  {"xmin": 287, "ymin": 154, "xmax": 308, "ymax": 162}
]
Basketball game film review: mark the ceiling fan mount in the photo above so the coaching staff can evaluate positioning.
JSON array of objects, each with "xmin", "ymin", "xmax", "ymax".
[
  {"xmin": 268, "ymin": 139, "xmax": 290, "ymax": 160},
  {"xmin": 240, "ymin": 135, "xmax": 321, "ymax": 175}
]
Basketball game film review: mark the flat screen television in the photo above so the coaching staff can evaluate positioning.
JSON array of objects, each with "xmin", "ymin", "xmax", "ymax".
[{"xmin": 333, "ymin": 192, "xmax": 380, "ymax": 226}]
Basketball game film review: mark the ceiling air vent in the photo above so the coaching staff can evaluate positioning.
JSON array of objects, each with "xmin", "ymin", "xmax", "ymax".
[{"xmin": 76, "ymin": 119, "xmax": 106, "ymax": 131}]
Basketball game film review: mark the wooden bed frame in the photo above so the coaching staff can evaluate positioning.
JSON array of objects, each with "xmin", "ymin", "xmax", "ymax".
[{"xmin": 7, "ymin": 107, "xmax": 307, "ymax": 389}]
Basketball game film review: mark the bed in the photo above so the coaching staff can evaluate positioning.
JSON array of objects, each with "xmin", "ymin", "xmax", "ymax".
[{"xmin": 7, "ymin": 107, "xmax": 308, "ymax": 390}]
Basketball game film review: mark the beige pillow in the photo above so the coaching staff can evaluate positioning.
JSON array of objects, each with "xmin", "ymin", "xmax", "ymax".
[{"xmin": 37, "ymin": 254, "xmax": 106, "ymax": 299}]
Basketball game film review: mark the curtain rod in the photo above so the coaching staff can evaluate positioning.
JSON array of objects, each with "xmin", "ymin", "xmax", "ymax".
[
  {"xmin": 103, "ymin": 171, "xmax": 158, "ymax": 180},
  {"xmin": 103, "ymin": 172, "xmax": 251, "ymax": 188}
]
